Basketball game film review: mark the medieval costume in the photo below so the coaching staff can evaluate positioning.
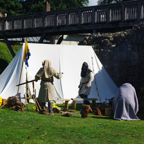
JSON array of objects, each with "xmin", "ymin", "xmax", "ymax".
[
  {"xmin": 35, "ymin": 60, "xmax": 62, "ymax": 115},
  {"xmin": 113, "ymin": 83, "xmax": 140, "ymax": 120},
  {"xmin": 78, "ymin": 62, "xmax": 94, "ymax": 104}
]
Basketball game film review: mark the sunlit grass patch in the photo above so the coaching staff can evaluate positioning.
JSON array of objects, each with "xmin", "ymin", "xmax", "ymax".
[{"xmin": 0, "ymin": 103, "xmax": 144, "ymax": 144}]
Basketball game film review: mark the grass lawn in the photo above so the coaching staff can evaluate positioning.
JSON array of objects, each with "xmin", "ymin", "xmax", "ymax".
[{"xmin": 0, "ymin": 104, "xmax": 144, "ymax": 144}]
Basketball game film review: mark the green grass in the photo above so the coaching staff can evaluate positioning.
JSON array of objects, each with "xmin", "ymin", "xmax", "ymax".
[
  {"xmin": 0, "ymin": 104, "xmax": 144, "ymax": 144},
  {"xmin": 0, "ymin": 42, "xmax": 21, "ymax": 74},
  {"xmin": 0, "ymin": 42, "xmax": 144, "ymax": 143}
]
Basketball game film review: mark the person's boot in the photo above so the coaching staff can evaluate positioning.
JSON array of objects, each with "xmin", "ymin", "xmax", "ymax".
[
  {"xmin": 43, "ymin": 106, "xmax": 49, "ymax": 115},
  {"xmin": 43, "ymin": 111, "xmax": 49, "ymax": 115},
  {"xmin": 39, "ymin": 107, "xmax": 49, "ymax": 115},
  {"xmin": 49, "ymin": 113, "xmax": 54, "ymax": 115},
  {"xmin": 49, "ymin": 102, "xmax": 54, "ymax": 115},
  {"xmin": 39, "ymin": 110, "xmax": 43, "ymax": 114}
]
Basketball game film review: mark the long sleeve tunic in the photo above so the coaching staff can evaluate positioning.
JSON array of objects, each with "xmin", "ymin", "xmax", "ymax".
[
  {"xmin": 35, "ymin": 68, "xmax": 62, "ymax": 102},
  {"xmin": 78, "ymin": 72, "xmax": 94, "ymax": 95}
]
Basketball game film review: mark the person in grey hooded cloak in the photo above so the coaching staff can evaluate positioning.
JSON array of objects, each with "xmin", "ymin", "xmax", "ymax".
[{"xmin": 113, "ymin": 83, "xmax": 140, "ymax": 120}]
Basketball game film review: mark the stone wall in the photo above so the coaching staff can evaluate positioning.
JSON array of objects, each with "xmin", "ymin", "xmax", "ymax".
[{"xmin": 79, "ymin": 22, "xmax": 144, "ymax": 97}]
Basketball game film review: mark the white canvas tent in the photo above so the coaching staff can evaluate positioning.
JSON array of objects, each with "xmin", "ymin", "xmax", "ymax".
[{"xmin": 0, "ymin": 43, "xmax": 118, "ymax": 103}]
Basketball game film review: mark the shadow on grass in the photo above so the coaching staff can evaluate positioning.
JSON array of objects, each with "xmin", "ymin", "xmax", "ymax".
[
  {"xmin": 7, "ymin": 103, "xmax": 144, "ymax": 121},
  {"xmin": 58, "ymin": 103, "xmax": 102, "ymax": 111},
  {"xmin": 91, "ymin": 116, "xmax": 113, "ymax": 120},
  {"xmin": 0, "ymin": 58, "xmax": 8, "ymax": 74},
  {"xmin": 137, "ymin": 111, "xmax": 144, "ymax": 120}
]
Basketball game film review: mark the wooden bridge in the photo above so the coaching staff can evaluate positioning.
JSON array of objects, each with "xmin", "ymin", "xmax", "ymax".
[
  {"xmin": 0, "ymin": 0, "xmax": 144, "ymax": 39},
  {"xmin": 0, "ymin": 0, "xmax": 144, "ymax": 57}
]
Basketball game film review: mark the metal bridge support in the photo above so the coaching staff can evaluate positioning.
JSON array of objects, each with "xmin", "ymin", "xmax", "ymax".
[
  {"xmin": 4, "ymin": 37, "xmax": 15, "ymax": 57},
  {"xmin": 57, "ymin": 35, "xmax": 63, "ymax": 44},
  {"xmin": 38, "ymin": 34, "xmax": 46, "ymax": 43}
]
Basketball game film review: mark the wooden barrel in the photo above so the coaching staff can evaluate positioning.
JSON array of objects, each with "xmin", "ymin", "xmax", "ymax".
[{"xmin": 105, "ymin": 108, "xmax": 112, "ymax": 116}]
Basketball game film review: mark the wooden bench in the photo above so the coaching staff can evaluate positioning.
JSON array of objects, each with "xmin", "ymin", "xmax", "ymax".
[
  {"xmin": 71, "ymin": 98, "xmax": 98, "ymax": 110},
  {"xmin": 21, "ymin": 97, "xmax": 71, "ymax": 109},
  {"xmin": 55, "ymin": 99, "xmax": 71, "ymax": 109}
]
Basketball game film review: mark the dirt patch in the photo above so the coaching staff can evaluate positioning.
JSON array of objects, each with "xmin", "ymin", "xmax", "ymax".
[
  {"xmin": 28, "ymin": 136, "xmax": 33, "ymax": 139},
  {"xmin": 115, "ymin": 134, "xmax": 120, "ymax": 137},
  {"xmin": 131, "ymin": 134, "xmax": 139, "ymax": 137},
  {"xmin": 99, "ymin": 133, "xmax": 102, "ymax": 136}
]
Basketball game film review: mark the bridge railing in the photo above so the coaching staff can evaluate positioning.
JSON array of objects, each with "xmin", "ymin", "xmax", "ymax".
[
  {"xmin": 110, "ymin": 7, "xmax": 121, "ymax": 21},
  {"xmin": 24, "ymin": 17, "xmax": 32, "ymax": 29},
  {"xmin": 69, "ymin": 12, "xmax": 79, "ymax": 25},
  {"xmin": 0, "ymin": 0, "xmax": 144, "ymax": 32}
]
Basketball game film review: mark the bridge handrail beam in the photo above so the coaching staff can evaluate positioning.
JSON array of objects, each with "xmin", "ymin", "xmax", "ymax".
[{"xmin": 0, "ymin": 0, "xmax": 144, "ymax": 35}]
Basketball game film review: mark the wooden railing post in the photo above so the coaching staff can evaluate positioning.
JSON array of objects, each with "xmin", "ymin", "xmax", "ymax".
[
  {"xmin": 42, "ymin": 14, "xmax": 45, "ymax": 28},
  {"xmin": 12, "ymin": 18, "xmax": 14, "ymax": 31},
  {"xmin": 137, "ymin": 2, "xmax": 141, "ymax": 20},
  {"xmin": 2, "ymin": 19, "xmax": 4, "ymax": 32},
  {"xmin": 109, "ymin": 8, "xmax": 111, "ymax": 22},
  {"xmin": 141, "ymin": 4, "xmax": 144, "ymax": 19},
  {"xmin": 106, "ymin": 7, "xmax": 110, "ymax": 23},
  {"xmin": 92, "ymin": 8, "xmax": 95, "ymax": 24},
  {"xmin": 122, "ymin": 5, "xmax": 125, "ymax": 21},
  {"xmin": 66, "ymin": 11, "xmax": 69, "ymax": 26},
  {"xmin": 69, "ymin": 12, "xmax": 71, "ymax": 25},
  {"xmin": 22, "ymin": 17, "xmax": 24, "ymax": 30},
  {"xmin": 95, "ymin": 9, "xmax": 97, "ymax": 23},
  {"xmin": 54, "ymin": 13, "xmax": 57, "ymax": 27},
  {"xmin": 79, "ymin": 10, "xmax": 82, "ymax": 25},
  {"xmin": 32, "ymin": 15, "xmax": 34, "ymax": 29}
]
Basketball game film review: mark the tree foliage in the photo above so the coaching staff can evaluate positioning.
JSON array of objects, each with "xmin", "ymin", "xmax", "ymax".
[
  {"xmin": 48, "ymin": 0, "xmax": 89, "ymax": 11},
  {"xmin": 97, "ymin": 0, "xmax": 130, "ymax": 5},
  {"xmin": 0, "ymin": 0, "xmax": 22, "ymax": 16},
  {"xmin": 20, "ymin": 0, "xmax": 46, "ymax": 14},
  {"xmin": 0, "ymin": 0, "xmax": 89, "ymax": 16}
]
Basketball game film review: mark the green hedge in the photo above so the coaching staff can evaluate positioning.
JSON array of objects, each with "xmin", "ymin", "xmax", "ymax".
[{"xmin": 0, "ymin": 42, "xmax": 21, "ymax": 74}]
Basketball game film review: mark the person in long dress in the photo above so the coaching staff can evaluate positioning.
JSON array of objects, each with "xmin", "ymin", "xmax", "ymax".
[
  {"xmin": 78, "ymin": 62, "xmax": 94, "ymax": 104},
  {"xmin": 35, "ymin": 60, "xmax": 62, "ymax": 115},
  {"xmin": 113, "ymin": 83, "xmax": 140, "ymax": 120}
]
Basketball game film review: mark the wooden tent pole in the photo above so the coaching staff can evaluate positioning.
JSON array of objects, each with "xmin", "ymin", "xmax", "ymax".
[
  {"xmin": 17, "ymin": 38, "xmax": 28, "ymax": 96},
  {"xmin": 17, "ymin": 62, "xmax": 24, "ymax": 95}
]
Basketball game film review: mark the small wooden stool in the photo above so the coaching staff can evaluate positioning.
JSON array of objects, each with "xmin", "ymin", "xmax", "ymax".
[{"xmin": 55, "ymin": 99, "xmax": 71, "ymax": 109}]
